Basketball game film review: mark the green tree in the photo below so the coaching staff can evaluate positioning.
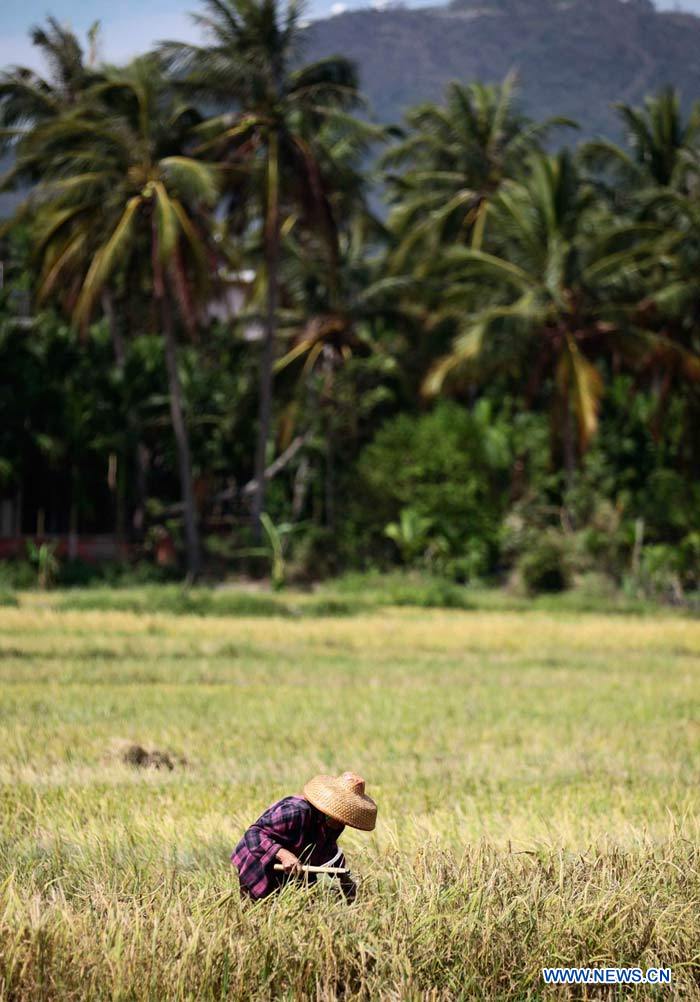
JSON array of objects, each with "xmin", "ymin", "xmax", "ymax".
[
  {"xmin": 383, "ymin": 75, "xmax": 573, "ymax": 268},
  {"xmin": 0, "ymin": 17, "xmax": 101, "ymax": 162},
  {"xmin": 159, "ymin": 0, "xmax": 362, "ymax": 536},
  {"xmin": 582, "ymin": 87, "xmax": 700, "ymax": 196},
  {"xmin": 582, "ymin": 88, "xmax": 700, "ymax": 428},
  {"xmin": 15, "ymin": 57, "xmax": 219, "ymax": 577},
  {"xmin": 274, "ymin": 206, "xmax": 401, "ymax": 528},
  {"xmin": 423, "ymin": 151, "xmax": 675, "ymax": 475},
  {"xmin": 355, "ymin": 400, "xmax": 514, "ymax": 578}
]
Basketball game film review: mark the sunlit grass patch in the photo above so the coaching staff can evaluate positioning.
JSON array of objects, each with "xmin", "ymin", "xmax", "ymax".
[{"xmin": 1, "ymin": 598, "xmax": 699, "ymax": 998}]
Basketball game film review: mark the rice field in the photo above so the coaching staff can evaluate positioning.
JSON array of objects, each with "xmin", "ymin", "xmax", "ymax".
[{"xmin": 2, "ymin": 591, "xmax": 700, "ymax": 999}]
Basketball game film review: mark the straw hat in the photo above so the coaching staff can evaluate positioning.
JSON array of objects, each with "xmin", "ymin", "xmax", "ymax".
[{"xmin": 303, "ymin": 772, "xmax": 377, "ymax": 831}]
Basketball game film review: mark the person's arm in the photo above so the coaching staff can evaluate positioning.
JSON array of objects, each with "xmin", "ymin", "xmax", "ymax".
[
  {"xmin": 246, "ymin": 799, "xmax": 306, "ymax": 872},
  {"xmin": 276, "ymin": 847, "xmax": 302, "ymax": 874}
]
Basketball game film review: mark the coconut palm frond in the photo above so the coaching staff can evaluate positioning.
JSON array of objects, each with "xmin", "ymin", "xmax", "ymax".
[
  {"xmin": 160, "ymin": 156, "xmax": 220, "ymax": 206},
  {"xmin": 74, "ymin": 196, "xmax": 141, "ymax": 328}
]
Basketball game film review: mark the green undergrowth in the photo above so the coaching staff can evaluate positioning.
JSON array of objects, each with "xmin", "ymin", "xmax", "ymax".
[{"xmin": 12, "ymin": 572, "xmax": 694, "ymax": 619}]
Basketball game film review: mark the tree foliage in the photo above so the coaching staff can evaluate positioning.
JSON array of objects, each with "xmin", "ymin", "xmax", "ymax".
[{"xmin": 2, "ymin": 5, "xmax": 700, "ymax": 593}]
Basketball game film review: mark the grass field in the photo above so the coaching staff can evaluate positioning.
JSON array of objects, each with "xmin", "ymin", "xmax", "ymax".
[{"xmin": 2, "ymin": 590, "xmax": 700, "ymax": 999}]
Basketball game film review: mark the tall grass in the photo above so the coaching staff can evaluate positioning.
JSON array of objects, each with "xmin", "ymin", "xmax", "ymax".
[
  {"xmin": 2, "ymin": 832, "xmax": 699, "ymax": 999},
  {"xmin": 1, "ymin": 599, "xmax": 700, "ymax": 998}
]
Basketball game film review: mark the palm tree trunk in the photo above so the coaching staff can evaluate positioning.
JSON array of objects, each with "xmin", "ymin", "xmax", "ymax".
[
  {"xmin": 102, "ymin": 290, "xmax": 126, "ymax": 368},
  {"xmin": 325, "ymin": 419, "xmax": 335, "ymax": 532},
  {"xmin": 252, "ymin": 129, "xmax": 280, "ymax": 541},
  {"xmin": 292, "ymin": 455, "xmax": 310, "ymax": 521},
  {"xmin": 563, "ymin": 395, "xmax": 576, "ymax": 491},
  {"xmin": 103, "ymin": 290, "xmax": 141, "ymax": 550},
  {"xmin": 132, "ymin": 443, "xmax": 149, "ymax": 533},
  {"xmin": 14, "ymin": 484, "xmax": 23, "ymax": 536},
  {"xmin": 470, "ymin": 197, "xmax": 487, "ymax": 250},
  {"xmin": 103, "ymin": 290, "xmax": 128, "ymax": 547},
  {"xmin": 161, "ymin": 293, "xmax": 201, "ymax": 580},
  {"xmin": 68, "ymin": 463, "xmax": 78, "ymax": 560}
]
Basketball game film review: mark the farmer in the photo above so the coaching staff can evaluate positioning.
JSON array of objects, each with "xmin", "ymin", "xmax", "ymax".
[{"xmin": 231, "ymin": 771, "xmax": 377, "ymax": 902}]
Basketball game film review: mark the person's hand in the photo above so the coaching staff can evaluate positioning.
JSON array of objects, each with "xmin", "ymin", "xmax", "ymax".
[{"xmin": 276, "ymin": 848, "xmax": 302, "ymax": 875}]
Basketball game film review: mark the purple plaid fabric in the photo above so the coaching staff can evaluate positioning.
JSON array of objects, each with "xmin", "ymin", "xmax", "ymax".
[{"xmin": 231, "ymin": 795, "xmax": 355, "ymax": 901}]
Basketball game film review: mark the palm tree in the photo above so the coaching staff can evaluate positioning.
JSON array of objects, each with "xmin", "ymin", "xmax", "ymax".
[
  {"xmin": 383, "ymin": 75, "xmax": 574, "ymax": 269},
  {"xmin": 16, "ymin": 57, "xmax": 219, "ymax": 578},
  {"xmin": 273, "ymin": 204, "xmax": 401, "ymax": 527},
  {"xmin": 581, "ymin": 87, "xmax": 700, "ymax": 198},
  {"xmin": 581, "ymin": 88, "xmax": 700, "ymax": 422},
  {"xmin": 423, "ymin": 151, "xmax": 680, "ymax": 476},
  {"xmin": 0, "ymin": 17, "xmax": 101, "ymax": 162},
  {"xmin": 0, "ymin": 19, "xmax": 132, "ymax": 360},
  {"xmin": 159, "ymin": 0, "xmax": 362, "ymax": 537}
]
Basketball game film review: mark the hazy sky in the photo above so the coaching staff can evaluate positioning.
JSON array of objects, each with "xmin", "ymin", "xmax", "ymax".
[{"xmin": 2, "ymin": 0, "xmax": 699, "ymax": 71}]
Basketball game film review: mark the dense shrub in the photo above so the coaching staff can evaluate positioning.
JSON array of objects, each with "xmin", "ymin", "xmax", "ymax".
[
  {"xmin": 351, "ymin": 401, "xmax": 515, "ymax": 579},
  {"xmin": 0, "ymin": 559, "xmax": 35, "ymax": 590},
  {"xmin": 517, "ymin": 531, "xmax": 571, "ymax": 594},
  {"xmin": 623, "ymin": 535, "xmax": 700, "ymax": 602},
  {"xmin": 286, "ymin": 527, "xmax": 339, "ymax": 582}
]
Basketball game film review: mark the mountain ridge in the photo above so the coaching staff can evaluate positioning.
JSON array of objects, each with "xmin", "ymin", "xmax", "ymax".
[
  {"xmin": 3, "ymin": 0, "xmax": 700, "ymax": 219},
  {"xmin": 305, "ymin": 0, "xmax": 700, "ymax": 137}
]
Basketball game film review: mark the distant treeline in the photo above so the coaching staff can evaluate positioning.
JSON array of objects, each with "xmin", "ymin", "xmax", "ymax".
[{"xmin": 2, "ymin": 3, "xmax": 700, "ymax": 598}]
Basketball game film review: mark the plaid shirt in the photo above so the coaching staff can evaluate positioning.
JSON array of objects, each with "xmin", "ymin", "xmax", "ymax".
[{"xmin": 232, "ymin": 795, "xmax": 355, "ymax": 901}]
